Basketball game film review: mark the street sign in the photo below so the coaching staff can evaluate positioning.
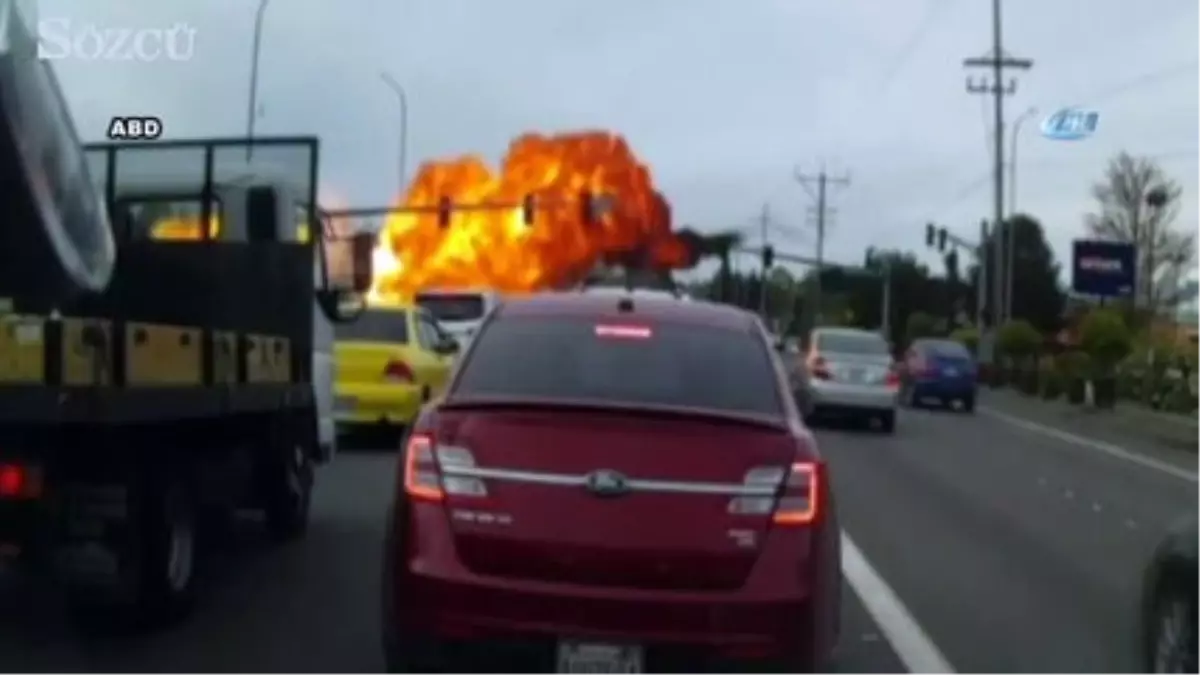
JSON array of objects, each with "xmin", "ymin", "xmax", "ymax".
[{"xmin": 1071, "ymin": 239, "xmax": 1136, "ymax": 298}]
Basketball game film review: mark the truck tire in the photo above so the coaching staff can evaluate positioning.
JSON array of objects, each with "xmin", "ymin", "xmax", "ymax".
[
  {"xmin": 264, "ymin": 438, "xmax": 314, "ymax": 541},
  {"xmin": 67, "ymin": 474, "xmax": 199, "ymax": 631}
]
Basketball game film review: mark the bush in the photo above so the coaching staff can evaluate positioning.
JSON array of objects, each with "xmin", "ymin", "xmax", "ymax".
[
  {"xmin": 1079, "ymin": 309, "xmax": 1133, "ymax": 375},
  {"xmin": 905, "ymin": 312, "xmax": 940, "ymax": 346},
  {"xmin": 997, "ymin": 320, "xmax": 1042, "ymax": 365},
  {"xmin": 950, "ymin": 326, "xmax": 980, "ymax": 356},
  {"xmin": 1038, "ymin": 355, "xmax": 1061, "ymax": 399},
  {"xmin": 1057, "ymin": 350, "xmax": 1091, "ymax": 405}
]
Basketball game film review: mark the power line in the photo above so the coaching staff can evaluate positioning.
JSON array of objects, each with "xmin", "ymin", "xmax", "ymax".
[{"xmin": 878, "ymin": 0, "xmax": 950, "ymax": 94}]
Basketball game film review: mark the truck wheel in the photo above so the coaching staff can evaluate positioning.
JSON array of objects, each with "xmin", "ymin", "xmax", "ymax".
[
  {"xmin": 264, "ymin": 440, "xmax": 313, "ymax": 541},
  {"xmin": 67, "ymin": 476, "xmax": 199, "ymax": 631}
]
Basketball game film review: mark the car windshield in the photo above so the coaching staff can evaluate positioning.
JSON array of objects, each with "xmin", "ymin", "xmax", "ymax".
[
  {"xmin": 453, "ymin": 316, "xmax": 783, "ymax": 418},
  {"xmin": 816, "ymin": 332, "xmax": 889, "ymax": 355},
  {"xmin": 334, "ymin": 309, "xmax": 408, "ymax": 343},
  {"xmin": 923, "ymin": 340, "xmax": 972, "ymax": 359},
  {"xmin": 415, "ymin": 293, "xmax": 486, "ymax": 323}
]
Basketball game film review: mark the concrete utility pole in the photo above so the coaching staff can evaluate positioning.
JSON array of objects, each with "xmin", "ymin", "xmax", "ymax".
[
  {"xmin": 964, "ymin": 0, "xmax": 1032, "ymax": 327},
  {"xmin": 795, "ymin": 166, "xmax": 850, "ymax": 325},
  {"xmin": 758, "ymin": 203, "xmax": 771, "ymax": 318}
]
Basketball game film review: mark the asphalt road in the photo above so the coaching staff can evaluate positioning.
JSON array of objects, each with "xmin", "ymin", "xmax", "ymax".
[
  {"xmin": 819, "ymin": 404, "xmax": 1197, "ymax": 673},
  {"xmin": 1, "ymin": 404, "xmax": 1195, "ymax": 673},
  {"xmin": 0, "ymin": 448, "xmax": 903, "ymax": 673}
]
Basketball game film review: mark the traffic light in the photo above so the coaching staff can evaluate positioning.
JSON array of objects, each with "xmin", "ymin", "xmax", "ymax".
[
  {"xmin": 937, "ymin": 227, "xmax": 948, "ymax": 251},
  {"xmin": 437, "ymin": 196, "xmax": 452, "ymax": 228},
  {"xmin": 925, "ymin": 223, "xmax": 935, "ymax": 247},
  {"xmin": 522, "ymin": 194, "xmax": 536, "ymax": 225},
  {"xmin": 762, "ymin": 244, "xmax": 775, "ymax": 269},
  {"xmin": 579, "ymin": 190, "xmax": 595, "ymax": 225}
]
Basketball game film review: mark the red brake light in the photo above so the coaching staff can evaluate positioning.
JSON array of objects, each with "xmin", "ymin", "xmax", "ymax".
[
  {"xmin": 885, "ymin": 365, "xmax": 900, "ymax": 388},
  {"xmin": 402, "ymin": 433, "xmax": 486, "ymax": 503},
  {"xmin": 383, "ymin": 360, "xmax": 414, "ymax": 382},
  {"xmin": 772, "ymin": 462, "xmax": 819, "ymax": 525},
  {"xmin": 594, "ymin": 324, "xmax": 652, "ymax": 339},
  {"xmin": 808, "ymin": 355, "xmax": 831, "ymax": 380},
  {"xmin": 0, "ymin": 463, "xmax": 41, "ymax": 500},
  {"xmin": 728, "ymin": 461, "xmax": 820, "ymax": 526}
]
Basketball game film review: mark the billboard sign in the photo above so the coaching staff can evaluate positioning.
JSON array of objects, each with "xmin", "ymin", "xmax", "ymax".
[{"xmin": 1071, "ymin": 239, "xmax": 1135, "ymax": 298}]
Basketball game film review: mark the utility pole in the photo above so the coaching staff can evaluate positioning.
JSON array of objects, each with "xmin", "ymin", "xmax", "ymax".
[
  {"xmin": 964, "ymin": 0, "xmax": 1032, "ymax": 328},
  {"xmin": 757, "ymin": 203, "xmax": 771, "ymax": 318},
  {"xmin": 795, "ymin": 166, "xmax": 850, "ymax": 325}
]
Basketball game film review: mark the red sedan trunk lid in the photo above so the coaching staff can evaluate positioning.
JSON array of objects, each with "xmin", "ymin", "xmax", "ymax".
[{"xmin": 434, "ymin": 401, "xmax": 802, "ymax": 591}]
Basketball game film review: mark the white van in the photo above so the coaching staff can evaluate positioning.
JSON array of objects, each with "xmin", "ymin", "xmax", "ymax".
[{"xmin": 414, "ymin": 288, "xmax": 501, "ymax": 348}]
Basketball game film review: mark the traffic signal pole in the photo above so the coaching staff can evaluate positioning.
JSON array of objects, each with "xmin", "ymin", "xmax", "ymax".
[{"xmin": 923, "ymin": 220, "xmax": 991, "ymax": 344}]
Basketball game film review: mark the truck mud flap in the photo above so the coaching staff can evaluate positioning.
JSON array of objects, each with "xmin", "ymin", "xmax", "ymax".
[{"xmin": 54, "ymin": 483, "xmax": 128, "ymax": 594}]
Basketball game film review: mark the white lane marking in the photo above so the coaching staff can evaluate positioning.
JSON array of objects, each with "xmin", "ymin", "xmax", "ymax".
[
  {"xmin": 841, "ymin": 531, "xmax": 956, "ymax": 673},
  {"xmin": 980, "ymin": 407, "xmax": 1198, "ymax": 483}
]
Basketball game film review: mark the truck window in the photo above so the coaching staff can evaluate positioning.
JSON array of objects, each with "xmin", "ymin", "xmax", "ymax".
[{"xmin": 122, "ymin": 196, "xmax": 221, "ymax": 241}]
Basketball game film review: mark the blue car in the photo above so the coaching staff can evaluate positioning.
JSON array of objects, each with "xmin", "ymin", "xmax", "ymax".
[{"xmin": 899, "ymin": 338, "xmax": 977, "ymax": 412}]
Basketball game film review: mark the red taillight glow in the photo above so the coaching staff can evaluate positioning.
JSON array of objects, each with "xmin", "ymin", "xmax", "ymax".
[
  {"xmin": 808, "ymin": 355, "xmax": 831, "ymax": 380},
  {"xmin": 0, "ymin": 463, "xmax": 41, "ymax": 500},
  {"xmin": 383, "ymin": 360, "xmax": 414, "ymax": 382},
  {"xmin": 594, "ymin": 324, "xmax": 653, "ymax": 339},
  {"xmin": 728, "ymin": 461, "xmax": 820, "ymax": 526},
  {"xmin": 885, "ymin": 366, "xmax": 900, "ymax": 388},
  {"xmin": 402, "ymin": 433, "xmax": 486, "ymax": 503},
  {"xmin": 772, "ymin": 462, "xmax": 819, "ymax": 525},
  {"xmin": 403, "ymin": 434, "xmax": 443, "ymax": 502}
]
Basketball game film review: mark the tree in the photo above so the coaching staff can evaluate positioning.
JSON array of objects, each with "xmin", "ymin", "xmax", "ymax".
[
  {"xmin": 967, "ymin": 213, "xmax": 1065, "ymax": 335},
  {"xmin": 1083, "ymin": 152, "xmax": 1195, "ymax": 316},
  {"xmin": 848, "ymin": 248, "xmax": 940, "ymax": 348}
]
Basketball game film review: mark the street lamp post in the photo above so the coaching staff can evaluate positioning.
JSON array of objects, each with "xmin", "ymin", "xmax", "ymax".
[
  {"xmin": 245, "ymin": 0, "xmax": 271, "ymax": 161},
  {"xmin": 380, "ymin": 72, "xmax": 409, "ymax": 196},
  {"xmin": 1004, "ymin": 106, "xmax": 1038, "ymax": 322}
]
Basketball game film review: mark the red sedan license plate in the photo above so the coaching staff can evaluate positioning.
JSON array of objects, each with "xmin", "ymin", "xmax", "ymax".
[{"xmin": 556, "ymin": 642, "xmax": 644, "ymax": 673}]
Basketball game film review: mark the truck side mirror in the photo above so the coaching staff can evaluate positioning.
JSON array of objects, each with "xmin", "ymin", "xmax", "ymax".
[{"xmin": 314, "ymin": 229, "xmax": 374, "ymax": 323}]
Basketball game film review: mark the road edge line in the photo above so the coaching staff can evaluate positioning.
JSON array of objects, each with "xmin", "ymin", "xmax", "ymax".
[
  {"xmin": 979, "ymin": 407, "xmax": 1197, "ymax": 483},
  {"xmin": 841, "ymin": 531, "xmax": 955, "ymax": 674}
]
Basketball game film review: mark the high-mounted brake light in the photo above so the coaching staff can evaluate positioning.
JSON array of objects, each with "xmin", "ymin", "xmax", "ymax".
[
  {"xmin": 728, "ymin": 462, "xmax": 819, "ymax": 526},
  {"xmin": 594, "ymin": 324, "xmax": 652, "ymax": 339},
  {"xmin": 0, "ymin": 463, "xmax": 42, "ymax": 500},
  {"xmin": 402, "ymin": 434, "xmax": 486, "ymax": 502}
]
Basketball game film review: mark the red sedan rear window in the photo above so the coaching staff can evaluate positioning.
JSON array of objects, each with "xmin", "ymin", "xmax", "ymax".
[{"xmin": 453, "ymin": 316, "xmax": 784, "ymax": 418}]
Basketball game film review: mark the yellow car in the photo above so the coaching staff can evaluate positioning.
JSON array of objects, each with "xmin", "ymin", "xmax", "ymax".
[{"xmin": 334, "ymin": 304, "xmax": 459, "ymax": 436}]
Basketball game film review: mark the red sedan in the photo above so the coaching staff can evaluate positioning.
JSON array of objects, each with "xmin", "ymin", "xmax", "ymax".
[{"xmin": 381, "ymin": 291, "xmax": 841, "ymax": 672}]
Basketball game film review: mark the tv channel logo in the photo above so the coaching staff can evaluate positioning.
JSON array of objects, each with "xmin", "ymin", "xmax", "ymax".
[{"xmin": 1040, "ymin": 107, "xmax": 1100, "ymax": 141}]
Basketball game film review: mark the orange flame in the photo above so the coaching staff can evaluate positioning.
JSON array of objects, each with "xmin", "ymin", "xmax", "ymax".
[{"xmin": 370, "ymin": 130, "xmax": 694, "ymax": 301}]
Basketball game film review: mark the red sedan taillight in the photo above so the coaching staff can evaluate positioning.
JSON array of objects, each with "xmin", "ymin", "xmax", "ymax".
[
  {"xmin": 728, "ymin": 461, "xmax": 820, "ymax": 526},
  {"xmin": 402, "ymin": 433, "xmax": 487, "ymax": 502}
]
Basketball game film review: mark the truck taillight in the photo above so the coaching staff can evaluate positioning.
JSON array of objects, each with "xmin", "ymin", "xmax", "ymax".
[
  {"xmin": 0, "ymin": 463, "xmax": 42, "ymax": 500},
  {"xmin": 402, "ymin": 433, "xmax": 486, "ymax": 502},
  {"xmin": 728, "ymin": 461, "xmax": 819, "ymax": 525}
]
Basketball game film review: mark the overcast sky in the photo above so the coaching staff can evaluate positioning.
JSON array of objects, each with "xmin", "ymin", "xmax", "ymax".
[{"xmin": 42, "ymin": 0, "xmax": 1198, "ymax": 278}]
